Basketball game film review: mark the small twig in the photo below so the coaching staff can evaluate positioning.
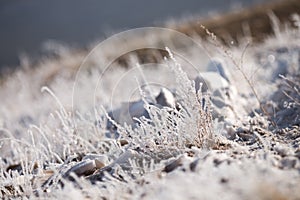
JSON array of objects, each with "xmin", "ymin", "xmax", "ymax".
[{"xmin": 240, "ymin": 42, "xmax": 251, "ymax": 69}]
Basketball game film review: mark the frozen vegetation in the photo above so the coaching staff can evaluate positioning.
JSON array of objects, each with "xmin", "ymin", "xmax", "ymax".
[{"xmin": 0, "ymin": 15, "xmax": 300, "ymax": 199}]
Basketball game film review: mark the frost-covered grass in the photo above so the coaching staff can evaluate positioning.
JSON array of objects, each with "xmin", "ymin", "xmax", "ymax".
[{"xmin": 0, "ymin": 15, "xmax": 300, "ymax": 200}]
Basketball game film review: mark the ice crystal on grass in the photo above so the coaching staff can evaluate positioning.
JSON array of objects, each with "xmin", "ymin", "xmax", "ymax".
[
  {"xmin": 1, "ymin": 14, "xmax": 300, "ymax": 199},
  {"xmin": 166, "ymin": 47, "xmax": 213, "ymax": 148}
]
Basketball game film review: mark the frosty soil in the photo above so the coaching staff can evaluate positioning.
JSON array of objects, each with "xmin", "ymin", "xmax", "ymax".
[{"xmin": 0, "ymin": 22, "xmax": 300, "ymax": 199}]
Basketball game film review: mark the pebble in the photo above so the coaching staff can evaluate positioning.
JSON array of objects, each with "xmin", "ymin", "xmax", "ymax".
[
  {"xmin": 193, "ymin": 63, "xmax": 241, "ymax": 122},
  {"xmin": 18, "ymin": 115, "xmax": 34, "ymax": 128},
  {"xmin": 206, "ymin": 58, "xmax": 231, "ymax": 83},
  {"xmin": 194, "ymin": 76, "xmax": 209, "ymax": 93},
  {"xmin": 236, "ymin": 127, "xmax": 256, "ymax": 141},
  {"xmin": 82, "ymin": 154, "xmax": 109, "ymax": 169},
  {"xmin": 194, "ymin": 72, "xmax": 229, "ymax": 93},
  {"xmin": 119, "ymin": 139, "xmax": 129, "ymax": 146},
  {"xmin": 272, "ymin": 59, "xmax": 288, "ymax": 81},
  {"xmin": 107, "ymin": 100, "xmax": 149, "ymax": 127},
  {"xmin": 63, "ymin": 159, "xmax": 96, "ymax": 179},
  {"xmin": 87, "ymin": 166, "xmax": 113, "ymax": 184},
  {"xmin": 189, "ymin": 158, "xmax": 200, "ymax": 172},
  {"xmin": 163, "ymin": 156, "xmax": 183, "ymax": 173},
  {"xmin": 274, "ymin": 145, "xmax": 293, "ymax": 157},
  {"xmin": 155, "ymin": 88, "xmax": 176, "ymax": 108},
  {"xmin": 87, "ymin": 150, "xmax": 142, "ymax": 183},
  {"xmin": 107, "ymin": 87, "xmax": 176, "ymax": 128},
  {"xmin": 295, "ymin": 148, "xmax": 300, "ymax": 159},
  {"xmin": 211, "ymin": 96, "xmax": 227, "ymax": 109},
  {"xmin": 280, "ymin": 156, "xmax": 298, "ymax": 169},
  {"xmin": 6, "ymin": 163, "xmax": 23, "ymax": 173},
  {"xmin": 110, "ymin": 149, "xmax": 140, "ymax": 169}
]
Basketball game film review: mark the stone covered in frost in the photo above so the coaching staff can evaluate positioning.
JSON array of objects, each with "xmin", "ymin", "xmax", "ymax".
[
  {"xmin": 106, "ymin": 87, "xmax": 176, "ymax": 129},
  {"xmin": 194, "ymin": 58, "xmax": 239, "ymax": 121}
]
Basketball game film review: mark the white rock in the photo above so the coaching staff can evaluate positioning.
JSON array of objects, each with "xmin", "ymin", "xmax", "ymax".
[
  {"xmin": 207, "ymin": 58, "xmax": 231, "ymax": 83},
  {"xmin": 82, "ymin": 154, "xmax": 109, "ymax": 169},
  {"xmin": 155, "ymin": 88, "xmax": 176, "ymax": 108},
  {"xmin": 211, "ymin": 96, "xmax": 227, "ymax": 108},
  {"xmin": 110, "ymin": 149, "xmax": 140, "ymax": 168},
  {"xmin": 107, "ymin": 87, "xmax": 175, "ymax": 127},
  {"xmin": 108, "ymin": 100, "xmax": 149, "ymax": 126},
  {"xmin": 195, "ymin": 72, "xmax": 229, "ymax": 93}
]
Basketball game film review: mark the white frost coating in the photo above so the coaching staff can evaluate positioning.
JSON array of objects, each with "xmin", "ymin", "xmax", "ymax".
[{"xmin": 0, "ymin": 17, "xmax": 299, "ymax": 199}]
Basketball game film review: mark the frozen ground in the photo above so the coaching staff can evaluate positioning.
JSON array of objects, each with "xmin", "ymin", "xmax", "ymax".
[{"xmin": 0, "ymin": 15, "xmax": 300, "ymax": 199}]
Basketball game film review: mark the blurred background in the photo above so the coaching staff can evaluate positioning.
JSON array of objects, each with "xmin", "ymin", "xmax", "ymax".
[{"xmin": 0, "ymin": 0, "xmax": 275, "ymax": 71}]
